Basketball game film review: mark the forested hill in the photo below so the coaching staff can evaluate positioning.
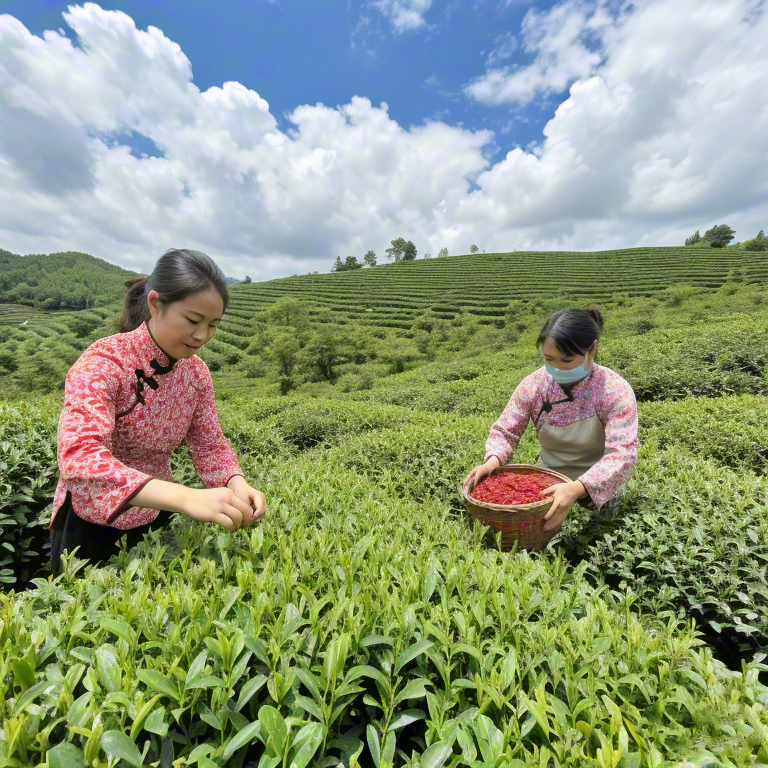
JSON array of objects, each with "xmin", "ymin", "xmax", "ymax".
[{"xmin": 0, "ymin": 250, "xmax": 138, "ymax": 310}]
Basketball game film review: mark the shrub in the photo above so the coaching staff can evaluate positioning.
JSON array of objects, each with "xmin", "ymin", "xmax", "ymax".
[
  {"xmin": 0, "ymin": 400, "xmax": 60, "ymax": 589},
  {"xmin": 1, "ymin": 446, "xmax": 767, "ymax": 766},
  {"xmin": 558, "ymin": 445, "xmax": 768, "ymax": 662},
  {"xmin": 640, "ymin": 395, "xmax": 768, "ymax": 473}
]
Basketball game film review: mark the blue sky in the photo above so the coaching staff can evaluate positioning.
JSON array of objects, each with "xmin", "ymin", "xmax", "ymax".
[
  {"xmin": 0, "ymin": 0, "xmax": 766, "ymax": 279},
  {"xmin": 1, "ymin": 0, "xmax": 561, "ymax": 158}
]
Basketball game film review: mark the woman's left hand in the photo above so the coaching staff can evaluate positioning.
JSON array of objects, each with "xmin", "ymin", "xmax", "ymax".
[
  {"xmin": 540, "ymin": 480, "xmax": 587, "ymax": 533},
  {"xmin": 226, "ymin": 476, "xmax": 267, "ymax": 527}
]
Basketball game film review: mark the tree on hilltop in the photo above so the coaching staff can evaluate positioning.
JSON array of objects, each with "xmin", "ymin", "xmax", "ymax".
[
  {"xmin": 742, "ymin": 229, "xmax": 768, "ymax": 251},
  {"xmin": 332, "ymin": 256, "xmax": 363, "ymax": 272},
  {"xmin": 364, "ymin": 250, "xmax": 377, "ymax": 267},
  {"xmin": 438, "ymin": 247, "xmax": 449, "ymax": 258},
  {"xmin": 385, "ymin": 238, "xmax": 417, "ymax": 261},
  {"xmin": 470, "ymin": 244, "xmax": 479, "ymax": 254},
  {"xmin": 385, "ymin": 238, "xmax": 407, "ymax": 261},
  {"xmin": 703, "ymin": 224, "xmax": 736, "ymax": 248},
  {"xmin": 685, "ymin": 230, "xmax": 701, "ymax": 246}
]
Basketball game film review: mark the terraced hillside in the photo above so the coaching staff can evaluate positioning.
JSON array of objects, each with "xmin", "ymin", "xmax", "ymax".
[
  {"xmin": 222, "ymin": 247, "xmax": 766, "ymax": 333},
  {"xmin": 0, "ymin": 304, "xmax": 37, "ymax": 326}
]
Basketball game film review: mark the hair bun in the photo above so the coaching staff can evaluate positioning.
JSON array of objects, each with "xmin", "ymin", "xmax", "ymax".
[{"xmin": 583, "ymin": 305, "xmax": 604, "ymax": 331}]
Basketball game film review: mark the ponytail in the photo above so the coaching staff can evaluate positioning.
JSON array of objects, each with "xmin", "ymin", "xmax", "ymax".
[{"xmin": 118, "ymin": 276, "xmax": 150, "ymax": 333}]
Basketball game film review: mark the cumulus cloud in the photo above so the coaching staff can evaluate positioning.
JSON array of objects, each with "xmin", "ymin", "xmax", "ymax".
[
  {"xmin": 455, "ymin": 0, "xmax": 768, "ymax": 250},
  {"xmin": 0, "ymin": 3, "xmax": 487, "ymax": 277},
  {"xmin": 466, "ymin": 0, "xmax": 616, "ymax": 106},
  {"xmin": 371, "ymin": 0, "xmax": 433, "ymax": 34},
  {"xmin": 0, "ymin": 0, "xmax": 767, "ymax": 279}
]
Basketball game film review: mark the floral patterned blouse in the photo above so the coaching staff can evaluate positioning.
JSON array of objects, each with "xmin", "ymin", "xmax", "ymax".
[
  {"xmin": 485, "ymin": 364, "xmax": 638, "ymax": 508},
  {"xmin": 52, "ymin": 321, "xmax": 243, "ymax": 530}
]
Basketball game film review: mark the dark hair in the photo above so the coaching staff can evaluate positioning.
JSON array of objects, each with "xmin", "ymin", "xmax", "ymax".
[
  {"xmin": 536, "ymin": 306, "xmax": 604, "ymax": 357},
  {"xmin": 117, "ymin": 249, "xmax": 229, "ymax": 333}
]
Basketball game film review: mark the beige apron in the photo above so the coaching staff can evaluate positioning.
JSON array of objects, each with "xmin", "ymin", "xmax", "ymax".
[{"xmin": 538, "ymin": 415, "xmax": 606, "ymax": 481}]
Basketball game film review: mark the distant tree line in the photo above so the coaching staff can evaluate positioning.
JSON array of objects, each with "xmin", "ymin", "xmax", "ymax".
[
  {"xmin": 332, "ymin": 240, "xmax": 472, "ymax": 272},
  {"xmin": 685, "ymin": 224, "xmax": 767, "ymax": 251}
]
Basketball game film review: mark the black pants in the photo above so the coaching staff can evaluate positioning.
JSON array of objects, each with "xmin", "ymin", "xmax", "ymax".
[{"xmin": 50, "ymin": 493, "xmax": 173, "ymax": 576}]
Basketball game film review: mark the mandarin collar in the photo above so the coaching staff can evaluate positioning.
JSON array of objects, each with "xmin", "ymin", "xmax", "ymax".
[{"xmin": 135, "ymin": 321, "xmax": 177, "ymax": 370}]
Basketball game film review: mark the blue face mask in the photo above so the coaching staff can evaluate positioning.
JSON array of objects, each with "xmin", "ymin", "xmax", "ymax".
[{"xmin": 544, "ymin": 361, "xmax": 591, "ymax": 385}]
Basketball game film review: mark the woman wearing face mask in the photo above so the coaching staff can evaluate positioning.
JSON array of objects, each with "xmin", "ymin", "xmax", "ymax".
[
  {"xmin": 464, "ymin": 306, "xmax": 637, "ymax": 535},
  {"xmin": 49, "ymin": 248, "xmax": 267, "ymax": 576}
]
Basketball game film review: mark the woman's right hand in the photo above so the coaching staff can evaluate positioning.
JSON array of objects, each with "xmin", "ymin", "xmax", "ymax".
[
  {"xmin": 180, "ymin": 487, "xmax": 254, "ymax": 532},
  {"xmin": 463, "ymin": 456, "xmax": 501, "ymax": 493}
]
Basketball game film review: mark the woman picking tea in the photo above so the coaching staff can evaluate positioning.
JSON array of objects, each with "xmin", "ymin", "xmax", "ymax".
[
  {"xmin": 49, "ymin": 249, "xmax": 266, "ymax": 576},
  {"xmin": 465, "ymin": 307, "xmax": 637, "ymax": 534}
]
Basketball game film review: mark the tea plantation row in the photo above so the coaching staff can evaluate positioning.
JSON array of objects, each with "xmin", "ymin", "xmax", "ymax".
[
  {"xmin": 2, "ymin": 385, "xmax": 768, "ymax": 765},
  {"xmin": 1, "ymin": 250, "xmax": 768, "ymax": 766}
]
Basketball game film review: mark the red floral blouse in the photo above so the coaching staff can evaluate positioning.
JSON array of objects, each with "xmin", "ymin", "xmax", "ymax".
[{"xmin": 51, "ymin": 322, "xmax": 243, "ymax": 530}]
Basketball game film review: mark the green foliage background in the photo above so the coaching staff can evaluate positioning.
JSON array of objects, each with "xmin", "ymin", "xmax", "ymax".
[{"xmin": 1, "ymin": 247, "xmax": 768, "ymax": 767}]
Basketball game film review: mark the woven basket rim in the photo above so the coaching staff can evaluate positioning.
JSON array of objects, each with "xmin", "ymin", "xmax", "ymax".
[{"xmin": 461, "ymin": 463, "xmax": 570, "ymax": 514}]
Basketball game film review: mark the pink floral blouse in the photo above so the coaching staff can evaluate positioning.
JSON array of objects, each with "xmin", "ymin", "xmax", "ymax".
[
  {"xmin": 485, "ymin": 364, "xmax": 638, "ymax": 508},
  {"xmin": 52, "ymin": 322, "xmax": 243, "ymax": 530}
]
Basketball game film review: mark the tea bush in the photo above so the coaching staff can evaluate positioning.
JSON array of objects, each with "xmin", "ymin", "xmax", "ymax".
[
  {"xmin": 600, "ymin": 319, "xmax": 768, "ymax": 402},
  {"xmin": 2, "ymin": 446, "xmax": 768, "ymax": 767},
  {"xmin": 0, "ymin": 400, "xmax": 60, "ymax": 588},
  {"xmin": 640, "ymin": 395, "xmax": 768, "ymax": 472},
  {"xmin": 557, "ymin": 445, "xmax": 768, "ymax": 661},
  {"xmin": 4, "ymin": 253, "xmax": 768, "ymax": 765}
]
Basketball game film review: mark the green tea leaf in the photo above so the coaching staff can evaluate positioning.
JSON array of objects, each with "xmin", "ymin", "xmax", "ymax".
[
  {"xmin": 367, "ymin": 725, "xmax": 381, "ymax": 768},
  {"xmin": 101, "ymin": 618, "xmax": 137, "ymax": 645},
  {"xmin": 389, "ymin": 709, "xmax": 425, "ymax": 730},
  {"xmin": 289, "ymin": 722, "xmax": 326, "ymax": 768},
  {"xmin": 237, "ymin": 673, "xmax": 268, "ymax": 711},
  {"xmin": 294, "ymin": 694, "xmax": 324, "ymax": 721},
  {"xmin": 395, "ymin": 677, "xmax": 430, "ymax": 704},
  {"xmin": 101, "ymin": 730, "xmax": 143, "ymax": 767},
  {"xmin": 222, "ymin": 720, "xmax": 265, "ymax": 760},
  {"xmin": 525, "ymin": 697, "xmax": 550, "ymax": 741},
  {"xmin": 95, "ymin": 646, "xmax": 121, "ymax": 694},
  {"xmin": 382, "ymin": 731, "xmax": 396, "ymax": 767},
  {"xmin": 130, "ymin": 694, "xmax": 163, "ymax": 741},
  {"xmin": 420, "ymin": 741, "xmax": 452, "ymax": 768},
  {"xmin": 344, "ymin": 664, "xmax": 390, "ymax": 690},
  {"xmin": 48, "ymin": 743, "xmax": 85, "ymax": 768},
  {"xmin": 186, "ymin": 674, "xmax": 225, "ymax": 691},
  {"xmin": 185, "ymin": 650, "xmax": 208, "ymax": 687},
  {"xmin": 136, "ymin": 669, "xmax": 180, "ymax": 702},
  {"xmin": 395, "ymin": 640, "xmax": 433, "ymax": 673},
  {"xmin": 144, "ymin": 707, "xmax": 168, "ymax": 737},
  {"xmin": 259, "ymin": 704, "xmax": 288, "ymax": 755}
]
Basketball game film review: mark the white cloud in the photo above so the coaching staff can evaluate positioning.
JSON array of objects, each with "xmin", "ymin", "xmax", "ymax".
[
  {"xmin": 0, "ymin": 3, "xmax": 487, "ymax": 278},
  {"xmin": 371, "ymin": 0, "xmax": 433, "ymax": 34},
  {"xmin": 455, "ymin": 0, "xmax": 768, "ymax": 250},
  {"xmin": 0, "ymin": 0, "xmax": 767, "ymax": 280},
  {"xmin": 466, "ymin": 0, "xmax": 615, "ymax": 106}
]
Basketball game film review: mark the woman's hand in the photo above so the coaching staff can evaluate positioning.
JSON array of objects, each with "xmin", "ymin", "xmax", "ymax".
[
  {"xmin": 226, "ymin": 476, "xmax": 267, "ymax": 527},
  {"xmin": 540, "ymin": 480, "xmax": 588, "ymax": 532},
  {"xmin": 179, "ymin": 487, "xmax": 254, "ymax": 532},
  {"xmin": 463, "ymin": 456, "xmax": 501, "ymax": 493}
]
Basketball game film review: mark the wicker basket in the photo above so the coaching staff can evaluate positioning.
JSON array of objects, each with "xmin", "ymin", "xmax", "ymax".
[{"xmin": 462, "ymin": 464, "xmax": 571, "ymax": 551}]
